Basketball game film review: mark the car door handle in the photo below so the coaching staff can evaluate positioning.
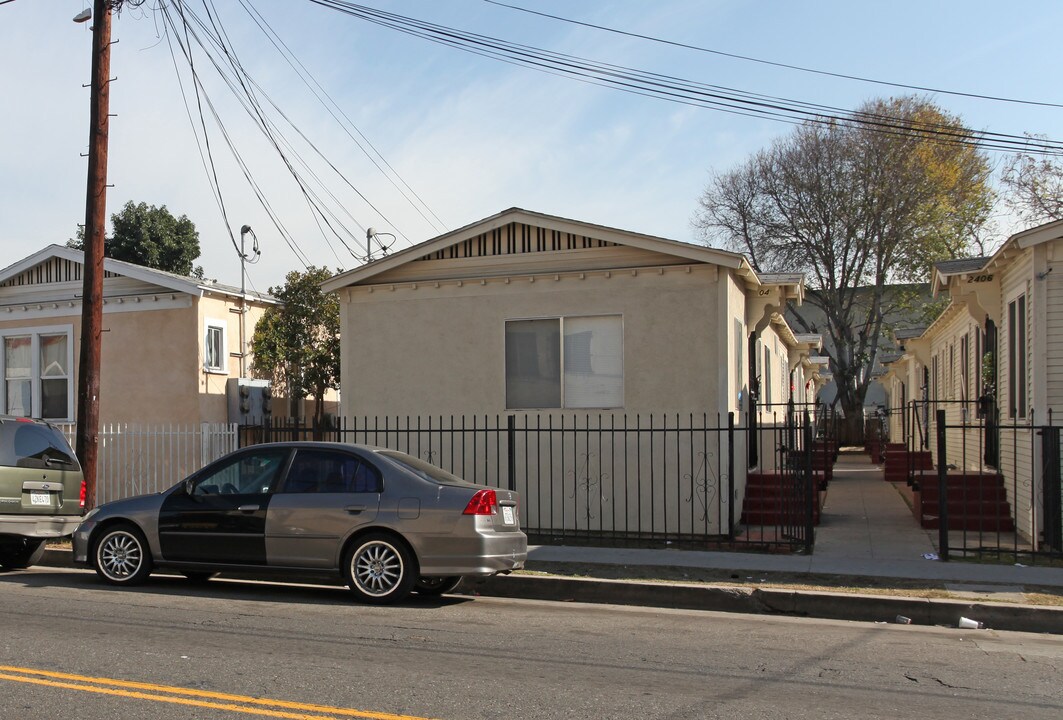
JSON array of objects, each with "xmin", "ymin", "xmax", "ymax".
[
  {"xmin": 344, "ymin": 505, "xmax": 367, "ymax": 514},
  {"xmin": 237, "ymin": 504, "xmax": 260, "ymax": 513}
]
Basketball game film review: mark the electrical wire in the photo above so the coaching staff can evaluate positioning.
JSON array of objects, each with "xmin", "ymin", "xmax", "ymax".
[
  {"xmin": 238, "ymin": 0, "xmax": 448, "ymax": 235},
  {"xmin": 483, "ymin": 0, "xmax": 1063, "ymax": 110},
  {"xmin": 305, "ymin": 0, "xmax": 1063, "ymax": 156},
  {"xmin": 158, "ymin": 0, "xmax": 446, "ymax": 271}
]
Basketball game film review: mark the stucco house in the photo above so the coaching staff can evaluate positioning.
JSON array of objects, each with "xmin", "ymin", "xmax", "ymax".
[
  {"xmin": 320, "ymin": 208, "xmax": 824, "ymax": 545},
  {"xmin": 0, "ymin": 244, "xmax": 277, "ymax": 426},
  {"xmin": 880, "ymin": 219, "xmax": 1063, "ymax": 553},
  {"xmin": 322, "ymin": 207, "xmax": 817, "ymax": 420}
]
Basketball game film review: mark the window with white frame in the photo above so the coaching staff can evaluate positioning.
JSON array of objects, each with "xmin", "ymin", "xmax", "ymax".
[
  {"xmin": 505, "ymin": 315, "xmax": 622, "ymax": 409},
  {"xmin": 1007, "ymin": 293, "xmax": 1028, "ymax": 419},
  {"xmin": 1, "ymin": 327, "xmax": 73, "ymax": 420},
  {"xmin": 204, "ymin": 320, "xmax": 227, "ymax": 374}
]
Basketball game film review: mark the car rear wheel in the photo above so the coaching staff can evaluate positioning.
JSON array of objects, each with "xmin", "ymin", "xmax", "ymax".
[
  {"xmin": 0, "ymin": 538, "xmax": 46, "ymax": 570},
  {"xmin": 343, "ymin": 533, "xmax": 416, "ymax": 604},
  {"xmin": 93, "ymin": 524, "xmax": 153, "ymax": 585},
  {"xmin": 413, "ymin": 575, "xmax": 463, "ymax": 596}
]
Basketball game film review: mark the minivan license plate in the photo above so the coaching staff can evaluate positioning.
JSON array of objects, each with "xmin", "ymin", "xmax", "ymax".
[
  {"xmin": 502, "ymin": 506, "xmax": 515, "ymax": 525},
  {"xmin": 30, "ymin": 491, "xmax": 50, "ymax": 506}
]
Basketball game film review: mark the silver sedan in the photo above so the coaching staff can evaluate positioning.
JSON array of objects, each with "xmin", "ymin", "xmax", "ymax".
[{"xmin": 72, "ymin": 442, "xmax": 527, "ymax": 604}]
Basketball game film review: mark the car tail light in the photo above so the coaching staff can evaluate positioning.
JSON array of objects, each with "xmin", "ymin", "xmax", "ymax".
[
  {"xmin": 463, "ymin": 489, "xmax": 498, "ymax": 515},
  {"xmin": 80, "ymin": 480, "xmax": 87, "ymax": 508}
]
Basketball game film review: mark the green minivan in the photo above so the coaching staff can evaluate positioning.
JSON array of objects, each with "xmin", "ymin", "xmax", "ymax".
[{"xmin": 0, "ymin": 416, "xmax": 85, "ymax": 569}]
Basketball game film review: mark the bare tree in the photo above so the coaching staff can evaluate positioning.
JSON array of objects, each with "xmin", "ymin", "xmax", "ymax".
[
  {"xmin": 694, "ymin": 97, "xmax": 993, "ymax": 437},
  {"xmin": 1001, "ymin": 135, "xmax": 1063, "ymax": 224}
]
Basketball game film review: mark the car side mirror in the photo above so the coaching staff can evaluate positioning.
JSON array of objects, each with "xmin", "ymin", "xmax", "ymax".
[{"xmin": 184, "ymin": 478, "xmax": 196, "ymax": 497}]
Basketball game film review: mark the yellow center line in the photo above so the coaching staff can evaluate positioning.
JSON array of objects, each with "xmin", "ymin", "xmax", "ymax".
[{"xmin": 0, "ymin": 665, "xmax": 438, "ymax": 720}]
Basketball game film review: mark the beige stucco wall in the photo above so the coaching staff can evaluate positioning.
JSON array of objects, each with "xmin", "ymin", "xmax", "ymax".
[
  {"xmin": 0, "ymin": 286, "xmax": 277, "ymax": 426},
  {"xmin": 339, "ymin": 263, "xmax": 724, "ymax": 418},
  {"xmin": 196, "ymin": 293, "xmax": 273, "ymax": 424}
]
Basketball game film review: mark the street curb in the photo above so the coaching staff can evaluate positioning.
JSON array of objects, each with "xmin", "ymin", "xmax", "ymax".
[
  {"xmin": 41, "ymin": 549, "xmax": 1063, "ymax": 634},
  {"xmin": 471, "ymin": 574, "xmax": 1063, "ymax": 634}
]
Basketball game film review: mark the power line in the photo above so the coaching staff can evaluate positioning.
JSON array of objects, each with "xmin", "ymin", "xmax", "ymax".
[
  {"xmin": 306, "ymin": 1, "xmax": 1063, "ymax": 156},
  {"xmin": 237, "ymin": 0, "xmax": 448, "ymax": 235},
  {"xmin": 161, "ymin": 0, "xmax": 428, "ymax": 266},
  {"xmin": 484, "ymin": 0, "xmax": 1063, "ymax": 110}
]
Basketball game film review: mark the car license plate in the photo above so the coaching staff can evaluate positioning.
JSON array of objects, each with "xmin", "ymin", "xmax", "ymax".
[
  {"xmin": 502, "ymin": 506, "xmax": 515, "ymax": 525},
  {"xmin": 30, "ymin": 491, "xmax": 50, "ymax": 506}
]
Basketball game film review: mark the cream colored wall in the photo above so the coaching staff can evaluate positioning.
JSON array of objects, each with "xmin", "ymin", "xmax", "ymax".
[
  {"xmin": 925, "ymin": 307, "xmax": 983, "ymax": 471},
  {"xmin": 725, "ymin": 272, "xmax": 748, "ymax": 417},
  {"xmin": 997, "ymin": 248, "xmax": 1035, "ymax": 542},
  {"xmin": 102, "ymin": 305, "xmax": 201, "ymax": 424},
  {"xmin": 0, "ymin": 304, "xmax": 202, "ymax": 424},
  {"xmin": 1041, "ymin": 239, "xmax": 1063, "ymax": 415},
  {"xmin": 339, "ymin": 264, "xmax": 722, "ymax": 418}
]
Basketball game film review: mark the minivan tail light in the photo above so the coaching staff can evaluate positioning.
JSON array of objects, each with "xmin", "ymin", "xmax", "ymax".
[
  {"xmin": 79, "ymin": 480, "xmax": 86, "ymax": 508},
  {"xmin": 463, "ymin": 489, "xmax": 498, "ymax": 515}
]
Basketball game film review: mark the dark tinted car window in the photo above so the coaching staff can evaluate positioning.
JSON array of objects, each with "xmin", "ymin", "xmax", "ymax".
[
  {"xmin": 280, "ymin": 450, "xmax": 382, "ymax": 493},
  {"xmin": 193, "ymin": 449, "xmax": 288, "ymax": 496},
  {"xmin": 0, "ymin": 422, "xmax": 79, "ymax": 470},
  {"xmin": 378, "ymin": 451, "xmax": 474, "ymax": 487}
]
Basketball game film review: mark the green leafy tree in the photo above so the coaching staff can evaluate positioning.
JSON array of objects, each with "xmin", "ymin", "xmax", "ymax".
[
  {"xmin": 250, "ymin": 267, "xmax": 340, "ymax": 428},
  {"xmin": 694, "ymin": 96, "xmax": 993, "ymax": 437},
  {"xmin": 69, "ymin": 200, "xmax": 203, "ymax": 277}
]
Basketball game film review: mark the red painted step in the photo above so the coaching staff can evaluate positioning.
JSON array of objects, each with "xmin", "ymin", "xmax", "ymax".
[
  {"xmin": 909, "ymin": 471, "xmax": 1015, "ymax": 532},
  {"xmin": 740, "ymin": 472, "xmax": 822, "ymax": 526}
]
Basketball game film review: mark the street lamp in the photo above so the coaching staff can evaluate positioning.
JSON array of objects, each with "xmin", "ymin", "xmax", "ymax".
[{"xmin": 238, "ymin": 225, "xmax": 260, "ymax": 378}]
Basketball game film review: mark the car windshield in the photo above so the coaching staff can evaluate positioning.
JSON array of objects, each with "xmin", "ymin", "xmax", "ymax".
[{"xmin": 378, "ymin": 451, "xmax": 476, "ymax": 487}]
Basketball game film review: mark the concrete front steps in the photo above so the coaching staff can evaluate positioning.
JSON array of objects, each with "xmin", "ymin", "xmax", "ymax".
[
  {"xmin": 740, "ymin": 471, "xmax": 823, "ymax": 526},
  {"xmin": 910, "ymin": 470, "xmax": 1015, "ymax": 532},
  {"xmin": 883, "ymin": 445, "xmax": 933, "ymax": 483}
]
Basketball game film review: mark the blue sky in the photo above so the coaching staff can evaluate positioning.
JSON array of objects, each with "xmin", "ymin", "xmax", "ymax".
[{"xmin": 3, "ymin": 0, "xmax": 1062, "ymax": 292}]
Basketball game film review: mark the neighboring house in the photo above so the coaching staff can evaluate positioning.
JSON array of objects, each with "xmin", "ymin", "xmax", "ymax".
[
  {"xmin": 881, "ymin": 219, "xmax": 1063, "ymax": 551},
  {"xmin": 0, "ymin": 245, "xmax": 277, "ymax": 426},
  {"xmin": 319, "ymin": 208, "xmax": 826, "ymax": 544},
  {"xmin": 322, "ymin": 208, "xmax": 820, "ymax": 421},
  {"xmin": 786, "ymin": 283, "xmax": 934, "ymax": 417}
]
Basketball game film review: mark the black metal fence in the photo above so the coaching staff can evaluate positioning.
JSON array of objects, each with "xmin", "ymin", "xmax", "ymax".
[
  {"xmin": 244, "ymin": 411, "xmax": 820, "ymax": 552},
  {"xmin": 897, "ymin": 401, "xmax": 1063, "ymax": 563}
]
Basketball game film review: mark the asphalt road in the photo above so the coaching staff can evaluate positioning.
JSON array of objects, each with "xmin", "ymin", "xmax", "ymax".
[{"xmin": 1, "ymin": 567, "xmax": 1061, "ymax": 720}]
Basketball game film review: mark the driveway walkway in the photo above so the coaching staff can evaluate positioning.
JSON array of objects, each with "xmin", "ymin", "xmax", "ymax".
[{"xmin": 813, "ymin": 450, "xmax": 939, "ymax": 562}]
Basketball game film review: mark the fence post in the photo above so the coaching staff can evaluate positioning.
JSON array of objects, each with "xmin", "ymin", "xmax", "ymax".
[
  {"xmin": 200, "ymin": 422, "xmax": 209, "ymax": 468},
  {"xmin": 936, "ymin": 409, "xmax": 949, "ymax": 561},
  {"xmin": 727, "ymin": 412, "xmax": 735, "ymax": 542},
  {"xmin": 1042, "ymin": 426, "xmax": 1062, "ymax": 553},
  {"xmin": 506, "ymin": 414, "xmax": 516, "ymax": 491},
  {"xmin": 803, "ymin": 411, "xmax": 814, "ymax": 555}
]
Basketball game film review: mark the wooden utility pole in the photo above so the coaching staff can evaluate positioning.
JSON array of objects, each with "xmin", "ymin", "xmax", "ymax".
[{"xmin": 76, "ymin": 0, "xmax": 113, "ymax": 511}]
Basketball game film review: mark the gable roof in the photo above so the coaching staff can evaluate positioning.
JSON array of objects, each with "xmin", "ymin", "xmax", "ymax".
[
  {"xmin": 0, "ymin": 244, "xmax": 276, "ymax": 303},
  {"xmin": 321, "ymin": 207, "xmax": 757, "ymax": 293}
]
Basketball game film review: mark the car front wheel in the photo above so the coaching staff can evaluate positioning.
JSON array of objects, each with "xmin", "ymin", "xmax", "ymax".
[
  {"xmin": 93, "ymin": 524, "xmax": 153, "ymax": 585},
  {"xmin": 343, "ymin": 533, "xmax": 415, "ymax": 604}
]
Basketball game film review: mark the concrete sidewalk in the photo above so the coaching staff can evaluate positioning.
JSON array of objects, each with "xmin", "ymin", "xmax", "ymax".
[
  {"xmin": 476, "ymin": 449, "xmax": 1063, "ymax": 634},
  {"xmin": 518, "ymin": 450, "xmax": 1063, "ymax": 589},
  {"xmin": 34, "ymin": 450, "xmax": 1063, "ymax": 634}
]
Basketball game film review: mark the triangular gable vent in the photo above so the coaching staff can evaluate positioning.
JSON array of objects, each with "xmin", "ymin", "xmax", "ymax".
[
  {"xmin": 1, "ymin": 257, "xmax": 119, "ymax": 288},
  {"xmin": 417, "ymin": 221, "xmax": 618, "ymax": 262}
]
